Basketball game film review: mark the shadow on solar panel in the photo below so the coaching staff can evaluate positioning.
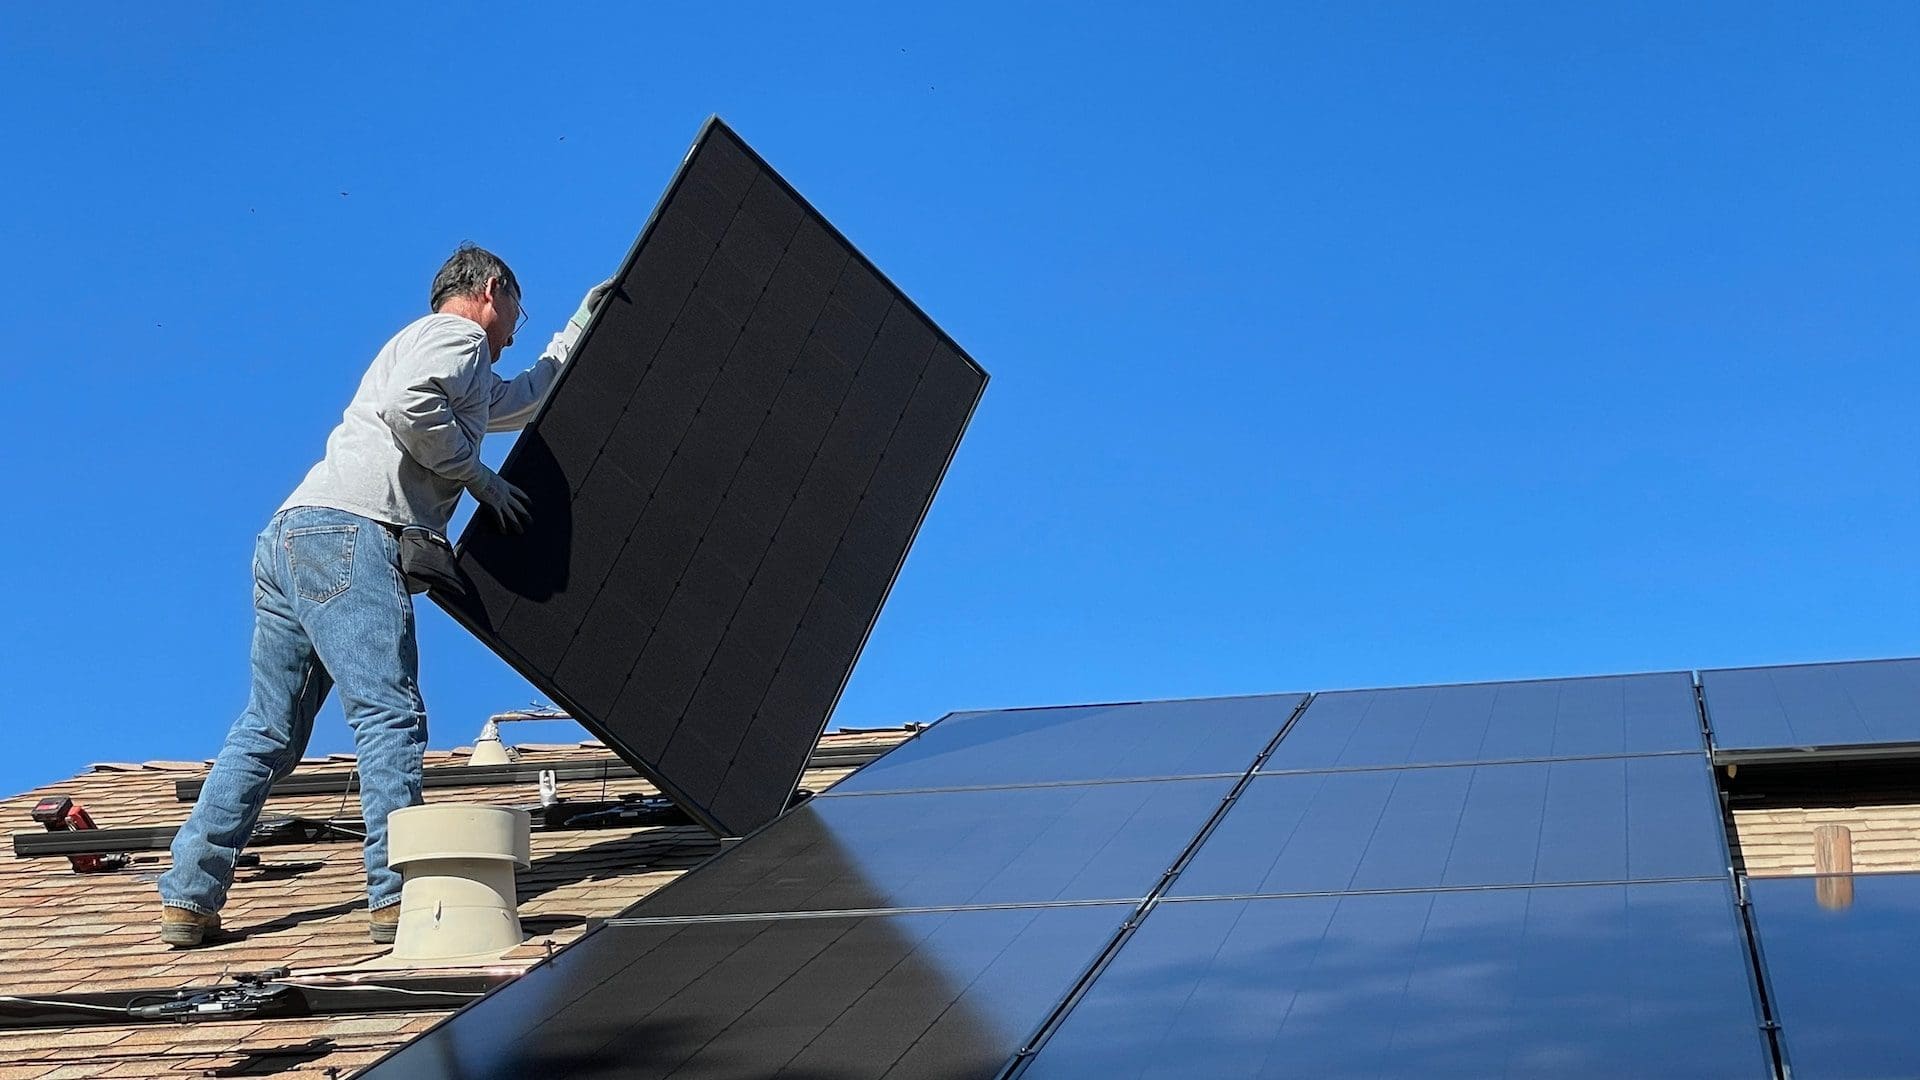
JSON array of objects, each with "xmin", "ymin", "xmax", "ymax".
[
  {"xmin": 435, "ymin": 117, "xmax": 988, "ymax": 838},
  {"xmin": 357, "ymin": 901, "xmax": 1128, "ymax": 1079}
]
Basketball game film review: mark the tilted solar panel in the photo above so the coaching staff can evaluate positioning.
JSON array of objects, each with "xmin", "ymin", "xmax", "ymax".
[
  {"xmin": 437, "ymin": 118, "xmax": 987, "ymax": 836},
  {"xmin": 1702, "ymin": 657, "xmax": 1920, "ymax": 763}
]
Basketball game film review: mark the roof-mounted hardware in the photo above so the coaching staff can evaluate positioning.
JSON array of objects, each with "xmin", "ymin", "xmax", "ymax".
[
  {"xmin": 171, "ymin": 743, "xmax": 890, "ymax": 802},
  {"xmin": 13, "ymin": 814, "xmax": 364, "ymax": 863},
  {"xmin": 28, "ymin": 796, "xmax": 128, "ymax": 873},
  {"xmin": 127, "ymin": 968, "xmax": 294, "ymax": 1022},
  {"xmin": 0, "ymin": 968, "xmax": 507, "ymax": 1031}
]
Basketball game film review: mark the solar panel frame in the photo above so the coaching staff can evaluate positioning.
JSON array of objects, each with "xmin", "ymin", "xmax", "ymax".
[{"xmin": 434, "ymin": 117, "xmax": 988, "ymax": 836}]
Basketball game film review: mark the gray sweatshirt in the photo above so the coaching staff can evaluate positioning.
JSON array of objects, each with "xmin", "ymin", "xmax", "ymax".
[{"xmin": 281, "ymin": 312, "xmax": 565, "ymax": 532}]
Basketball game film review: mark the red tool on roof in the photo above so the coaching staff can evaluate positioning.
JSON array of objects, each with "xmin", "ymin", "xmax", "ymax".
[{"xmin": 29, "ymin": 797, "xmax": 128, "ymax": 873}]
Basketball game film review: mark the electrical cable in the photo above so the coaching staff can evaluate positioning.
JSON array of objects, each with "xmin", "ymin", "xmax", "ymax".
[{"xmin": 0, "ymin": 995, "xmax": 134, "ymax": 1014}]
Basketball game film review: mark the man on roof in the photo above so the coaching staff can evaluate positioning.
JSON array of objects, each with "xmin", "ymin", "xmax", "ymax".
[{"xmin": 157, "ymin": 244, "xmax": 613, "ymax": 947}]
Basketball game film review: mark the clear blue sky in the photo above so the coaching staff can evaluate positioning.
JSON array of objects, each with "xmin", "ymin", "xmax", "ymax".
[{"xmin": 3, "ymin": 3, "xmax": 1915, "ymax": 799}]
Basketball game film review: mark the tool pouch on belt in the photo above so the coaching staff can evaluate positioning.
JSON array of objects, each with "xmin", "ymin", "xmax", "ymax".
[{"xmin": 398, "ymin": 527, "xmax": 466, "ymax": 597}]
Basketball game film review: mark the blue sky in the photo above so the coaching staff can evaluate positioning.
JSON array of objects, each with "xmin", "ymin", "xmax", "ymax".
[{"xmin": 3, "ymin": 3, "xmax": 1916, "ymax": 799}]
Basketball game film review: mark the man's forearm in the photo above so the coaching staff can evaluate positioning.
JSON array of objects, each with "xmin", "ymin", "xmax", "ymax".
[{"xmin": 485, "ymin": 353, "xmax": 562, "ymax": 432}]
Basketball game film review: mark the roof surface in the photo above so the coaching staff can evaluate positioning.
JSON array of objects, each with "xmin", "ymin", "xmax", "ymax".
[{"xmin": 0, "ymin": 728, "xmax": 912, "ymax": 1079}]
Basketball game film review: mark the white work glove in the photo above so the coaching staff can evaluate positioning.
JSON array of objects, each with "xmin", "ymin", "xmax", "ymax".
[
  {"xmin": 468, "ymin": 466, "xmax": 531, "ymax": 535},
  {"xmin": 544, "ymin": 278, "xmax": 617, "ymax": 366}
]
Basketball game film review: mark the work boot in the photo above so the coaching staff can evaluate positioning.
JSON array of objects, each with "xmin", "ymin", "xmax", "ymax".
[
  {"xmin": 369, "ymin": 904, "xmax": 401, "ymax": 945},
  {"xmin": 159, "ymin": 905, "xmax": 221, "ymax": 948}
]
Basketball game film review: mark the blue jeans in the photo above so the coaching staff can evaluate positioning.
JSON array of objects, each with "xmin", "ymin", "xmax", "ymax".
[{"xmin": 160, "ymin": 507, "xmax": 427, "ymax": 916}]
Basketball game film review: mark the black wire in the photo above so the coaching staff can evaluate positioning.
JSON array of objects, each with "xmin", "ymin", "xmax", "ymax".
[{"xmin": 326, "ymin": 767, "xmax": 357, "ymax": 826}]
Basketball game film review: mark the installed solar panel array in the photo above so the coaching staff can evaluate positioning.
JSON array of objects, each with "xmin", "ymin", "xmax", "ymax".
[
  {"xmin": 360, "ymin": 675, "xmax": 1784, "ymax": 1078},
  {"xmin": 1036, "ymin": 674, "xmax": 1770, "ymax": 1078},
  {"xmin": 438, "ymin": 119, "xmax": 986, "ymax": 837}
]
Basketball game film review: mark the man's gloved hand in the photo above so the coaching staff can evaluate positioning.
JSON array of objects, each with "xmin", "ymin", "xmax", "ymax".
[
  {"xmin": 545, "ymin": 278, "xmax": 617, "ymax": 365},
  {"xmin": 468, "ymin": 466, "xmax": 531, "ymax": 535},
  {"xmin": 572, "ymin": 278, "xmax": 615, "ymax": 331}
]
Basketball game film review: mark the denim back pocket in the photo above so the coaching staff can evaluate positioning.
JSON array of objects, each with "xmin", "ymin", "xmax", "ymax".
[{"xmin": 286, "ymin": 524, "xmax": 357, "ymax": 604}]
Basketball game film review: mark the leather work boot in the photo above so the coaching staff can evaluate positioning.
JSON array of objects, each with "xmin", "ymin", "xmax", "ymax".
[
  {"xmin": 159, "ymin": 905, "xmax": 221, "ymax": 948},
  {"xmin": 369, "ymin": 904, "xmax": 401, "ymax": 945}
]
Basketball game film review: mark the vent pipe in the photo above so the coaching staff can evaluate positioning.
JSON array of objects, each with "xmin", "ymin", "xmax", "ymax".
[
  {"xmin": 467, "ymin": 719, "xmax": 515, "ymax": 767},
  {"xmin": 1813, "ymin": 824, "xmax": 1855, "ymax": 910},
  {"xmin": 385, "ymin": 804, "xmax": 530, "ymax": 962}
]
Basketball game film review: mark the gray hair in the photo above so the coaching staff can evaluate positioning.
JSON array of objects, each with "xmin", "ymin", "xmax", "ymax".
[{"xmin": 429, "ymin": 243, "xmax": 520, "ymax": 312}]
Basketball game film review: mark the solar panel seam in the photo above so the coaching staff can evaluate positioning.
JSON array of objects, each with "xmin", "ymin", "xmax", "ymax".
[
  {"xmin": 1148, "ymin": 895, "xmax": 1258, "ymax": 1076},
  {"xmin": 606, "ymin": 899, "xmax": 1145, "ymax": 927},
  {"xmin": 1523, "ymin": 754, "xmax": 1558, "ymax": 884},
  {"xmin": 1346, "ymin": 768, "xmax": 1411, "ymax": 894},
  {"xmin": 1313, "ymin": 668, "xmax": 1700, "ymax": 695},
  {"xmin": 992, "ymin": 694, "xmax": 1318, "ymax": 1078},
  {"xmin": 1158, "ymin": 874, "xmax": 1730, "ymax": 903},
  {"xmin": 665, "ymin": 915, "xmax": 871, "ymax": 1076},
  {"xmin": 865, "ymin": 909, "xmax": 1041, "ymax": 1077},
  {"xmin": 813, "ymin": 772, "xmax": 1252, "ymax": 798},
  {"xmin": 1239, "ymin": 894, "xmax": 1339, "ymax": 1078},
  {"xmin": 1370, "ymin": 889, "xmax": 1444, "ymax": 1068},
  {"xmin": 1256, "ymin": 747, "xmax": 1702, "ymax": 776}
]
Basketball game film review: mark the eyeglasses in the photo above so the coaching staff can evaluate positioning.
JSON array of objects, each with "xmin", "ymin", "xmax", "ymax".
[{"xmin": 492, "ymin": 278, "xmax": 528, "ymax": 340}]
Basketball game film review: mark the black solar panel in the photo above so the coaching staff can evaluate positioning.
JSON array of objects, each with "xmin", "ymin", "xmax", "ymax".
[
  {"xmin": 438, "ymin": 118, "xmax": 987, "ymax": 836},
  {"xmin": 1262, "ymin": 672, "xmax": 1704, "ymax": 770},
  {"xmin": 824, "ymin": 692, "xmax": 1307, "ymax": 795},
  {"xmin": 359, "ymin": 670, "xmax": 1763, "ymax": 1080},
  {"xmin": 1170, "ymin": 755, "xmax": 1726, "ymax": 897},
  {"xmin": 1022, "ymin": 883, "xmax": 1773, "ymax": 1078},
  {"xmin": 1702, "ymin": 657, "xmax": 1920, "ymax": 763},
  {"xmin": 1747, "ymin": 871, "xmax": 1920, "ymax": 1079},
  {"xmin": 626, "ymin": 778, "xmax": 1232, "ymax": 918},
  {"xmin": 358, "ymin": 906, "xmax": 1131, "ymax": 1080}
]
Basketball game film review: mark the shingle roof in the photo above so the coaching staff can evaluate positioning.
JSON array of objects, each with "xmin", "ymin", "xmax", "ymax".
[{"xmin": 0, "ymin": 728, "xmax": 913, "ymax": 1078}]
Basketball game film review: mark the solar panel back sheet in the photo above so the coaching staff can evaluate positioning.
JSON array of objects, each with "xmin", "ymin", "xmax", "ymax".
[{"xmin": 437, "ymin": 118, "xmax": 987, "ymax": 836}]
